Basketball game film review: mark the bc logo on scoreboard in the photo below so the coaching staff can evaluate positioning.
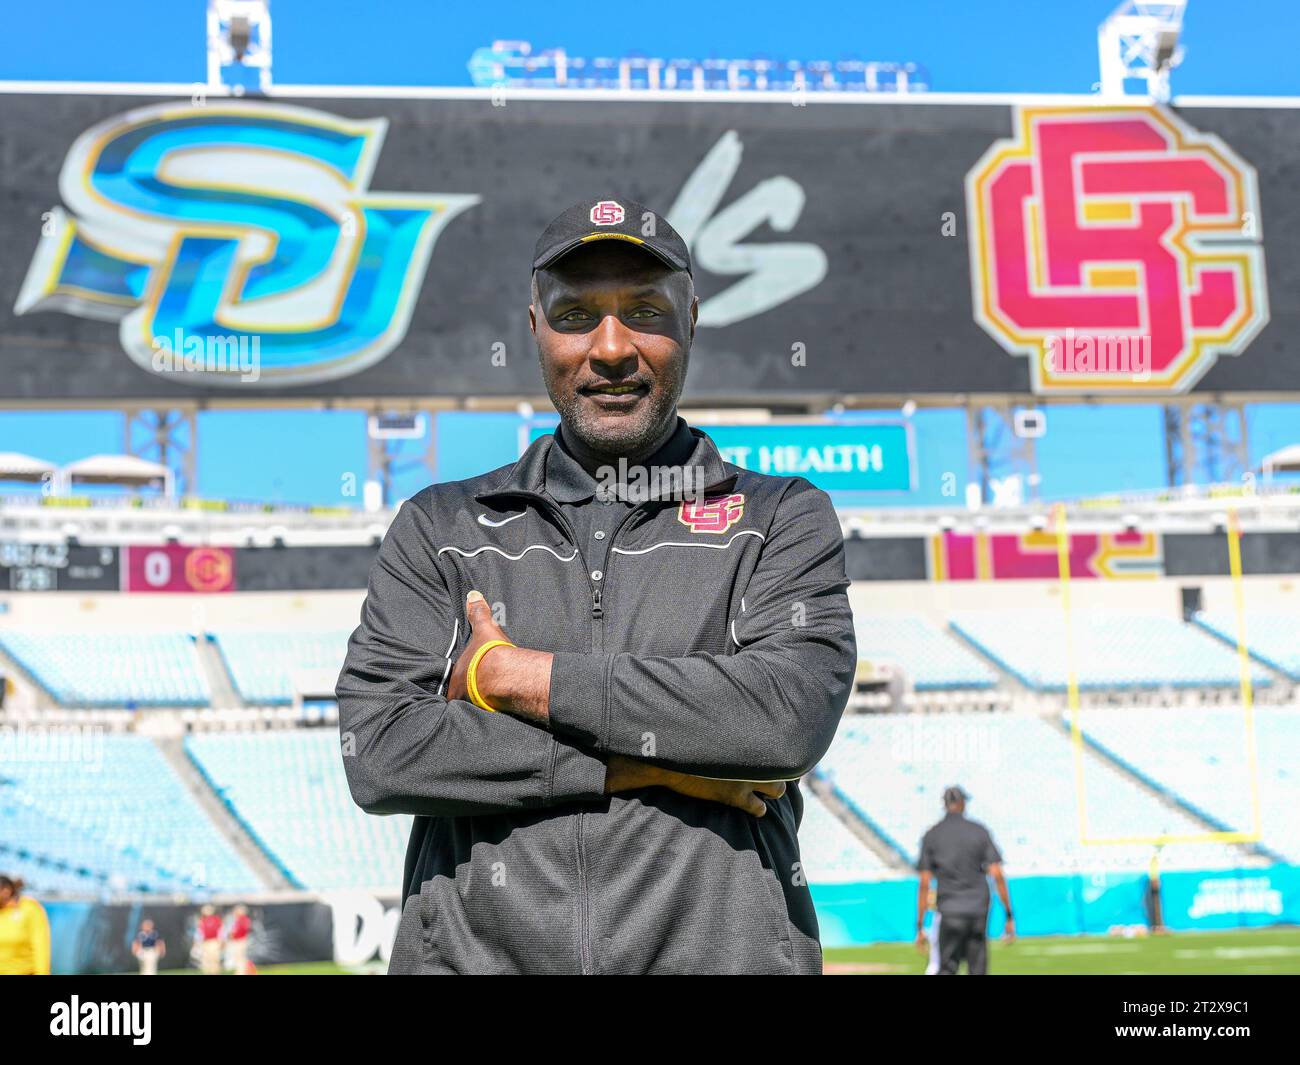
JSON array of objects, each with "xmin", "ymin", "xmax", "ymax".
[
  {"xmin": 15, "ymin": 101, "xmax": 478, "ymax": 386},
  {"xmin": 967, "ymin": 105, "xmax": 1268, "ymax": 394}
]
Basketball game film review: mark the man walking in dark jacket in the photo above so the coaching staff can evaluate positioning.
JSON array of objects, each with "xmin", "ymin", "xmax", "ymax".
[
  {"xmin": 915, "ymin": 786, "xmax": 1015, "ymax": 975},
  {"xmin": 337, "ymin": 198, "xmax": 857, "ymax": 974}
]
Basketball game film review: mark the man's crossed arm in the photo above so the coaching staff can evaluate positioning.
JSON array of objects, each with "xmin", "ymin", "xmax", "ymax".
[
  {"xmin": 336, "ymin": 483, "xmax": 855, "ymax": 821},
  {"xmin": 453, "ymin": 590, "xmax": 785, "ymax": 817}
]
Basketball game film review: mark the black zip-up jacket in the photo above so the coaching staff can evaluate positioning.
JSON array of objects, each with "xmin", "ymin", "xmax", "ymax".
[{"xmin": 336, "ymin": 424, "xmax": 856, "ymax": 974}]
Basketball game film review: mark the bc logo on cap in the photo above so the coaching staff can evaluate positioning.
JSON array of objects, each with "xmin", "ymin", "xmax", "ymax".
[{"xmin": 589, "ymin": 200, "xmax": 626, "ymax": 225}]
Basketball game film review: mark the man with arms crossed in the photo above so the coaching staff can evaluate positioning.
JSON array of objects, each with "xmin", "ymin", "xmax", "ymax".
[{"xmin": 338, "ymin": 199, "xmax": 856, "ymax": 974}]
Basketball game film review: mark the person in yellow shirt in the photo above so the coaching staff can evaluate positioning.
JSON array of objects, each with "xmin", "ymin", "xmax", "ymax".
[{"xmin": 0, "ymin": 876, "xmax": 51, "ymax": 975}]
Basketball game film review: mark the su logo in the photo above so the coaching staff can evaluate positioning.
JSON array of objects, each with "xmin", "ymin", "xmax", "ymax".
[
  {"xmin": 15, "ymin": 101, "xmax": 478, "ymax": 387},
  {"xmin": 966, "ymin": 105, "xmax": 1268, "ymax": 394},
  {"xmin": 678, "ymin": 493, "xmax": 745, "ymax": 534}
]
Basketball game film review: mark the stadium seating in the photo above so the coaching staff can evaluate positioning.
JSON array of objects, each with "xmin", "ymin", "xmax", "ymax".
[
  {"xmin": 184, "ymin": 729, "xmax": 895, "ymax": 890},
  {"xmin": 1072, "ymin": 705, "xmax": 1300, "ymax": 863},
  {"xmin": 0, "ymin": 734, "xmax": 260, "ymax": 895},
  {"xmin": 184, "ymin": 730, "xmax": 410, "ymax": 891},
  {"xmin": 210, "ymin": 629, "xmax": 351, "ymax": 705},
  {"xmin": 0, "ymin": 631, "xmax": 210, "ymax": 707},
  {"xmin": 949, "ymin": 611, "xmax": 1272, "ymax": 691},
  {"xmin": 797, "ymin": 791, "xmax": 893, "ymax": 881},
  {"xmin": 853, "ymin": 613, "xmax": 998, "ymax": 690},
  {"xmin": 1193, "ymin": 612, "xmax": 1300, "ymax": 681},
  {"xmin": 818, "ymin": 712, "xmax": 1247, "ymax": 873}
]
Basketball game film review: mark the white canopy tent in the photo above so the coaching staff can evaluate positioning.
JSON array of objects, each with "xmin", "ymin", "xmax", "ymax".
[
  {"xmin": 56, "ymin": 454, "xmax": 175, "ymax": 498},
  {"xmin": 1261, "ymin": 444, "xmax": 1300, "ymax": 477},
  {"xmin": 0, "ymin": 452, "xmax": 57, "ymax": 485}
]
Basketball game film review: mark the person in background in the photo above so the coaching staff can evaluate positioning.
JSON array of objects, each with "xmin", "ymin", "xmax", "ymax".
[
  {"xmin": 225, "ymin": 904, "xmax": 253, "ymax": 974},
  {"xmin": 915, "ymin": 786, "xmax": 1015, "ymax": 975},
  {"xmin": 132, "ymin": 918, "xmax": 165, "ymax": 975},
  {"xmin": 0, "ymin": 876, "xmax": 51, "ymax": 976},
  {"xmin": 196, "ymin": 904, "xmax": 224, "ymax": 975}
]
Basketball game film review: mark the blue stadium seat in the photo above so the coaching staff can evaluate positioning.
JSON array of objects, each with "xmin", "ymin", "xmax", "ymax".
[
  {"xmin": 0, "ymin": 632, "xmax": 209, "ymax": 707},
  {"xmin": 818, "ymin": 712, "xmax": 1246, "ymax": 873},
  {"xmin": 854, "ymin": 613, "xmax": 998, "ymax": 690},
  {"xmin": 185, "ymin": 730, "xmax": 409, "ymax": 891},
  {"xmin": 1072, "ymin": 704, "xmax": 1300, "ymax": 863},
  {"xmin": 949, "ymin": 611, "xmax": 1272, "ymax": 691},
  {"xmin": 798, "ymin": 791, "xmax": 892, "ymax": 881},
  {"xmin": 211, "ymin": 630, "xmax": 351, "ymax": 705},
  {"xmin": 1194, "ymin": 612, "xmax": 1300, "ymax": 681},
  {"xmin": 0, "ymin": 734, "xmax": 260, "ymax": 895}
]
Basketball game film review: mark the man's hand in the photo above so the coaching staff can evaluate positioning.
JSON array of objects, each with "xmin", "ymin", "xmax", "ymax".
[
  {"xmin": 447, "ymin": 590, "xmax": 511, "ymax": 704},
  {"xmin": 1002, "ymin": 917, "xmax": 1016, "ymax": 944},
  {"xmin": 605, "ymin": 753, "xmax": 785, "ymax": 817},
  {"xmin": 450, "ymin": 591, "xmax": 784, "ymax": 816},
  {"xmin": 915, "ymin": 930, "xmax": 929, "ymax": 954},
  {"xmin": 448, "ymin": 590, "xmax": 552, "ymax": 723}
]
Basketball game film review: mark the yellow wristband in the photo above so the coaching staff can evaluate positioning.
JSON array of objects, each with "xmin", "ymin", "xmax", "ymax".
[{"xmin": 466, "ymin": 639, "xmax": 515, "ymax": 712}]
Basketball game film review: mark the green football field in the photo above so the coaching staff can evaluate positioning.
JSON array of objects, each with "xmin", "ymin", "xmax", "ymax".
[
  {"xmin": 152, "ymin": 927, "xmax": 1300, "ymax": 975},
  {"xmin": 823, "ymin": 928, "xmax": 1300, "ymax": 975}
]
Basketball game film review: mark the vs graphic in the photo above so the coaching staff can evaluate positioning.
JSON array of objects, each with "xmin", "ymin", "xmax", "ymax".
[{"xmin": 15, "ymin": 101, "xmax": 825, "ymax": 388}]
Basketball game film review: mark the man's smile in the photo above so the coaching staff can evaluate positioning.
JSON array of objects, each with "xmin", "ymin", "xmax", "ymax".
[{"xmin": 580, "ymin": 380, "xmax": 650, "ymax": 409}]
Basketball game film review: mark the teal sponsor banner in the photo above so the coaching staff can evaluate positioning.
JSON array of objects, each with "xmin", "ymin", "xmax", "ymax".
[
  {"xmin": 526, "ymin": 420, "xmax": 913, "ymax": 493},
  {"xmin": 811, "ymin": 871, "xmax": 1150, "ymax": 946},
  {"xmin": 1159, "ymin": 865, "xmax": 1300, "ymax": 931}
]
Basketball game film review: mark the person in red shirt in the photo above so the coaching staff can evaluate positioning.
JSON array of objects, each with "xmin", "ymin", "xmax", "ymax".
[
  {"xmin": 225, "ymin": 905, "xmax": 254, "ymax": 975},
  {"xmin": 196, "ymin": 905, "xmax": 224, "ymax": 975}
]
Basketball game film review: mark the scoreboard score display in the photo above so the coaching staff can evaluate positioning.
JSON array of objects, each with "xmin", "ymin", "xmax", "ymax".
[
  {"xmin": 0, "ymin": 544, "xmax": 237, "ymax": 592},
  {"xmin": 0, "ymin": 542, "xmax": 119, "ymax": 592}
]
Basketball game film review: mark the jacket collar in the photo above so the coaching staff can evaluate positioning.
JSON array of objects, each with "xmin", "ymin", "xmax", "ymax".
[{"xmin": 476, "ymin": 417, "xmax": 737, "ymax": 504}]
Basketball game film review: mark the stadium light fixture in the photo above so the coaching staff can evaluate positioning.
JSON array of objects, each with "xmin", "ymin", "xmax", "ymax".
[
  {"xmin": 207, "ymin": 0, "xmax": 273, "ymax": 95},
  {"xmin": 1097, "ymin": 0, "xmax": 1187, "ymax": 101}
]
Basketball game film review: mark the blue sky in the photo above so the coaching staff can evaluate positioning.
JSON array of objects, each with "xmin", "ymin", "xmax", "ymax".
[
  {"xmin": 5, "ymin": 0, "xmax": 1299, "ymax": 96},
  {"xmin": 1, "ymin": 0, "xmax": 1297, "ymax": 506}
]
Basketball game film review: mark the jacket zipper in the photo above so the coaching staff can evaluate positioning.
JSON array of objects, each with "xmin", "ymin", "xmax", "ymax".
[
  {"xmin": 489, "ymin": 490, "xmax": 647, "ymax": 975},
  {"xmin": 494, "ymin": 491, "xmax": 602, "ymax": 973}
]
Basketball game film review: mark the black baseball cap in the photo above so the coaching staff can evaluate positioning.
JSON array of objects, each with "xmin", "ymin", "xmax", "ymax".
[
  {"xmin": 943, "ymin": 785, "xmax": 969, "ymax": 805},
  {"xmin": 532, "ymin": 198, "xmax": 692, "ymax": 277}
]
